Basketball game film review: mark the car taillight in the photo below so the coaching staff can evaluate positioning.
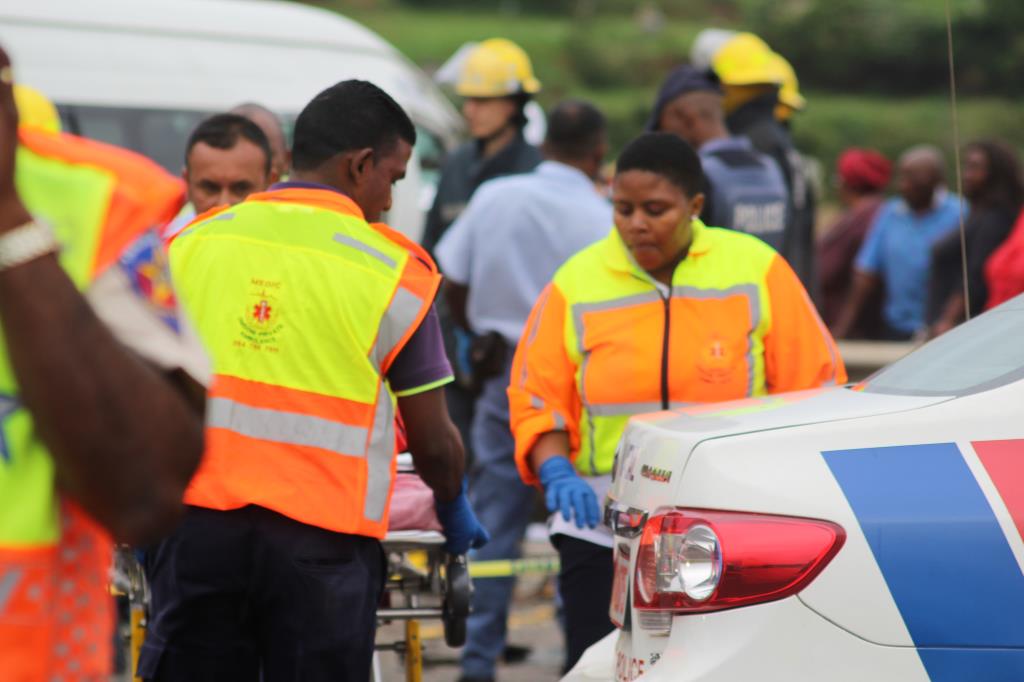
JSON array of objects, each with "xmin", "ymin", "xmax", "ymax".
[{"xmin": 634, "ymin": 509, "xmax": 845, "ymax": 613}]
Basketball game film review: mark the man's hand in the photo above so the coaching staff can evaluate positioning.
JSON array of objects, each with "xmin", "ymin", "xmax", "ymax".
[
  {"xmin": 539, "ymin": 455, "xmax": 600, "ymax": 529},
  {"xmin": 434, "ymin": 481, "xmax": 490, "ymax": 555}
]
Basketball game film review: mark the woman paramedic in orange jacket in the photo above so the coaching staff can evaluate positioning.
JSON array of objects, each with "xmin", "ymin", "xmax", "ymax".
[{"xmin": 508, "ymin": 132, "xmax": 846, "ymax": 671}]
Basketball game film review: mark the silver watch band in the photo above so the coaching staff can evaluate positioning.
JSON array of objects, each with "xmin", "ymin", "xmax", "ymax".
[{"xmin": 0, "ymin": 218, "xmax": 60, "ymax": 272}]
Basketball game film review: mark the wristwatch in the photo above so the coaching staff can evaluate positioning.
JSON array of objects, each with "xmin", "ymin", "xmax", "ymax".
[{"xmin": 0, "ymin": 218, "xmax": 59, "ymax": 272}]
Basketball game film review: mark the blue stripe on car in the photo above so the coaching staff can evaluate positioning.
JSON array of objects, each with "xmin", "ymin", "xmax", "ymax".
[{"xmin": 824, "ymin": 442, "xmax": 1024, "ymax": 681}]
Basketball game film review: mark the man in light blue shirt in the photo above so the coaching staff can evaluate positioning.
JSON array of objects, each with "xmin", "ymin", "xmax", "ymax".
[
  {"xmin": 435, "ymin": 101, "xmax": 612, "ymax": 682},
  {"xmin": 836, "ymin": 145, "xmax": 964, "ymax": 339}
]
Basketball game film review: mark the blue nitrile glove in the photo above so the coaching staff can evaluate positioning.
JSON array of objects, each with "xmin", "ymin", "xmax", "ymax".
[
  {"xmin": 435, "ymin": 481, "xmax": 490, "ymax": 555},
  {"xmin": 539, "ymin": 456, "xmax": 601, "ymax": 529}
]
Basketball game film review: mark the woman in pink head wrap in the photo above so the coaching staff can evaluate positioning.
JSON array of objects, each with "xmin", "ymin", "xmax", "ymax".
[{"xmin": 817, "ymin": 148, "xmax": 891, "ymax": 336}]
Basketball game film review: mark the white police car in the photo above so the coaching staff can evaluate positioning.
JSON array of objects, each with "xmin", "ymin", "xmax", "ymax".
[{"xmin": 567, "ymin": 294, "xmax": 1024, "ymax": 681}]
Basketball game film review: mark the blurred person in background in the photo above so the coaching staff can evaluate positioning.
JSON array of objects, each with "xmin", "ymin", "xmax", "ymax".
[
  {"xmin": 834, "ymin": 145, "xmax": 962, "ymax": 340},
  {"xmin": 423, "ymin": 38, "xmax": 543, "ymax": 254},
  {"xmin": 509, "ymin": 132, "xmax": 844, "ymax": 673},
  {"xmin": 649, "ymin": 64, "xmax": 788, "ymax": 251},
  {"xmin": 770, "ymin": 52, "xmax": 818, "ymax": 297},
  {"xmin": 231, "ymin": 102, "xmax": 291, "ymax": 183},
  {"xmin": 423, "ymin": 38, "xmax": 544, "ymax": 474},
  {"xmin": 435, "ymin": 100, "xmax": 612, "ymax": 682},
  {"xmin": 928, "ymin": 139, "xmax": 1023, "ymax": 335},
  {"xmin": 163, "ymin": 113, "xmax": 273, "ymax": 239},
  {"xmin": 711, "ymin": 33, "xmax": 816, "ymax": 291},
  {"xmin": 817, "ymin": 148, "xmax": 891, "ymax": 336}
]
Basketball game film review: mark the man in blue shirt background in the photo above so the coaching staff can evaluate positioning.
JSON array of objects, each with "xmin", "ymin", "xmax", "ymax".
[
  {"xmin": 835, "ymin": 145, "xmax": 964, "ymax": 340},
  {"xmin": 435, "ymin": 100, "xmax": 612, "ymax": 682}
]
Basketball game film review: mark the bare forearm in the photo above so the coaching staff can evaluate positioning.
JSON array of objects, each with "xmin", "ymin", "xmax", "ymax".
[
  {"xmin": 0, "ymin": 207, "xmax": 202, "ymax": 544},
  {"xmin": 527, "ymin": 431, "xmax": 571, "ymax": 479},
  {"xmin": 410, "ymin": 419, "xmax": 463, "ymax": 502},
  {"xmin": 399, "ymin": 389, "xmax": 463, "ymax": 502}
]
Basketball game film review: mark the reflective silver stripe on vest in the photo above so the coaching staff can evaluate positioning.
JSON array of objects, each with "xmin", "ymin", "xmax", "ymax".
[
  {"xmin": 333, "ymin": 233, "xmax": 397, "ymax": 270},
  {"xmin": 363, "ymin": 380, "xmax": 396, "ymax": 522},
  {"xmin": 517, "ymin": 287, "xmax": 552, "ymax": 387},
  {"xmin": 571, "ymin": 291, "xmax": 662, "ymax": 473},
  {"xmin": 206, "ymin": 397, "xmax": 368, "ymax": 457},
  {"xmin": 530, "ymin": 394, "xmax": 568, "ymax": 430},
  {"xmin": 373, "ymin": 286, "xmax": 426, "ymax": 370},
  {"xmin": 0, "ymin": 568, "xmax": 23, "ymax": 615},
  {"xmin": 587, "ymin": 401, "xmax": 694, "ymax": 417}
]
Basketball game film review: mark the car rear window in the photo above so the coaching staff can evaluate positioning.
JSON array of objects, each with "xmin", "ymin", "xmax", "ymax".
[{"xmin": 863, "ymin": 294, "xmax": 1024, "ymax": 396}]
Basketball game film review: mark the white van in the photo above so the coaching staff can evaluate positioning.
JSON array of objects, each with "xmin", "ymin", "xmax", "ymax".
[{"xmin": 0, "ymin": 0, "xmax": 463, "ymax": 240}]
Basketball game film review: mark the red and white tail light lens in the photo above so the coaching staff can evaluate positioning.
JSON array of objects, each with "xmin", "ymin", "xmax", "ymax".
[{"xmin": 634, "ymin": 509, "xmax": 845, "ymax": 613}]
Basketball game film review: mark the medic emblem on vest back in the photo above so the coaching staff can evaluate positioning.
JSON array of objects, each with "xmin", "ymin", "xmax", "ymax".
[{"xmin": 237, "ymin": 277, "xmax": 284, "ymax": 352}]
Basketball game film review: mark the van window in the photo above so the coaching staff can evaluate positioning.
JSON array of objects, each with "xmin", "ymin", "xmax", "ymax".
[
  {"xmin": 863, "ymin": 295, "xmax": 1024, "ymax": 396},
  {"xmin": 61, "ymin": 105, "xmax": 209, "ymax": 172}
]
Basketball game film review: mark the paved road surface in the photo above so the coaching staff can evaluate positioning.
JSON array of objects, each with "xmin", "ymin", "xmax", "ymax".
[{"xmin": 376, "ymin": 589, "xmax": 564, "ymax": 681}]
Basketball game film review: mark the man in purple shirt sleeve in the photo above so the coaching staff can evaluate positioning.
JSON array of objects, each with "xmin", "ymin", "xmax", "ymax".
[{"xmin": 387, "ymin": 305, "xmax": 455, "ymax": 396}]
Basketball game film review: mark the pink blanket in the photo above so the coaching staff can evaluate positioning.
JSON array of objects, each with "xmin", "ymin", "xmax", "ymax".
[{"xmin": 388, "ymin": 473, "xmax": 442, "ymax": 531}]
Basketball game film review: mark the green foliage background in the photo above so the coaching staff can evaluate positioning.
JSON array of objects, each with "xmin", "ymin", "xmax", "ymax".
[{"xmin": 307, "ymin": 0, "xmax": 1023, "ymax": 191}]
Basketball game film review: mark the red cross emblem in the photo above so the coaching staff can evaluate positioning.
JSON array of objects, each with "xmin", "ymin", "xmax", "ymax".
[{"xmin": 252, "ymin": 300, "xmax": 272, "ymax": 324}]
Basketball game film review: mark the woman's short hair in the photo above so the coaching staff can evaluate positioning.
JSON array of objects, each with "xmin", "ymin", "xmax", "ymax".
[{"xmin": 616, "ymin": 132, "xmax": 704, "ymax": 197}]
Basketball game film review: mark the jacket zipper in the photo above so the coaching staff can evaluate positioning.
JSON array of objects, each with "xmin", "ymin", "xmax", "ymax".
[{"xmin": 660, "ymin": 292, "xmax": 670, "ymax": 410}]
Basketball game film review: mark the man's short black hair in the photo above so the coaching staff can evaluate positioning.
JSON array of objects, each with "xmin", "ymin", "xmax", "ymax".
[
  {"xmin": 616, "ymin": 132, "xmax": 704, "ymax": 196},
  {"xmin": 185, "ymin": 113, "xmax": 272, "ymax": 176},
  {"xmin": 544, "ymin": 100, "xmax": 606, "ymax": 161},
  {"xmin": 291, "ymin": 80, "xmax": 417, "ymax": 171}
]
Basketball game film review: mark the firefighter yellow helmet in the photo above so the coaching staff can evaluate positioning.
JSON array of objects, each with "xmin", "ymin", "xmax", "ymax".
[
  {"xmin": 772, "ymin": 52, "xmax": 806, "ymax": 113},
  {"xmin": 712, "ymin": 33, "xmax": 783, "ymax": 87},
  {"xmin": 455, "ymin": 38, "xmax": 541, "ymax": 98},
  {"xmin": 13, "ymin": 84, "xmax": 61, "ymax": 133}
]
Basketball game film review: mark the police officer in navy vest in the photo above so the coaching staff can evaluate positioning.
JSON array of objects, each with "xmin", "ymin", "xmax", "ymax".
[{"xmin": 649, "ymin": 65, "xmax": 788, "ymax": 250}]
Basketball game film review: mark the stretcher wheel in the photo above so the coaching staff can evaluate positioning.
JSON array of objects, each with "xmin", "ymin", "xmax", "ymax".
[{"xmin": 442, "ymin": 554, "xmax": 472, "ymax": 647}]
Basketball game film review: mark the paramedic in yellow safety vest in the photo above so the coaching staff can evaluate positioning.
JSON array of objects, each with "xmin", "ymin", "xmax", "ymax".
[
  {"xmin": 147, "ymin": 80, "xmax": 488, "ymax": 682},
  {"xmin": 0, "ymin": 49, "xmax": 207, "ymax": 681},
  {"xmin": 509, "ymin": 132, "xmax": 846, "ymax": 671}
]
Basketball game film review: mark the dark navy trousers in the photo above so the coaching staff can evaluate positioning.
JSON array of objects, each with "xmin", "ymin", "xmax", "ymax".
[{"xmin": 139, "ymin": 505, "xmax": 385, "ymax": 682}]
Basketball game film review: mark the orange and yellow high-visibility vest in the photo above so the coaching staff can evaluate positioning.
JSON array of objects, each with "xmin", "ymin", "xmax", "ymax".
[
  {"xmin": 169, "ymin": 188, "xmax": 441, "ymax": 539},
  {"xmin": 0, "ymin": 127, "xmax": 184, "ymax": 681},
  {"xmin": 509, "ymin": 219, "xmax": 846, "ymax": 484}
]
